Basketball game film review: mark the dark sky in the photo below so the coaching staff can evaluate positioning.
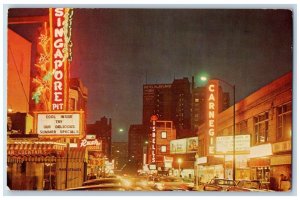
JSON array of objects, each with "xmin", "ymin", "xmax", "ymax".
[{"xmin": 8, "ymin": 9, "xmax": 293, "ymax": 142}]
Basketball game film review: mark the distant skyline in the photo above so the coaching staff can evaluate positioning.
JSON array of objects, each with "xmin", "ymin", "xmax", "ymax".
[{"xmin": 8, "ymin": 8, "xmax": 292, "ymax": 142}]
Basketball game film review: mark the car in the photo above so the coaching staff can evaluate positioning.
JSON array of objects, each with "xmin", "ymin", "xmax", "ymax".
[
  {"xmin": 66, "ymin": 184, "xmax": 133, "ymax": 191},
  {"xmin": 82, "ymin": 178, "xmax": 122, "ymax": 186},
  {"xmin": 154, "ymin": 176, "xmax": 193, "ymax": 191},
  {"xmin": 226, "ymin": 180, "xmax": 274, "ymax": 192},
  {"xmin": 121, "ymin": 176, "xmax": 155, "ymax": 191},
  {"xmin": 203, "ymin": 178, "xmax": 236, "ymax": 191}
]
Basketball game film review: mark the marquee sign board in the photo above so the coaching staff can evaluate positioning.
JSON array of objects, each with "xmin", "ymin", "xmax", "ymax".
[{"xmin": 35, "ymin": 112, "xmax": 82, "ymax": 137}]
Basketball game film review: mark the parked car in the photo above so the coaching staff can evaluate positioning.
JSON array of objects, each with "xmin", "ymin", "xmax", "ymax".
[
  {"xmin": 227, "ymin": 180, "xmax": 274, "ymax": 192},
  {"xmin": 203, "ymin": 178, "xmax": 236, "ymax": 191}
]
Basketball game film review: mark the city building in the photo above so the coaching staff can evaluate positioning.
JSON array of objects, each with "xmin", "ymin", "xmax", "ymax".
[
  {"xmin": 147, "ymin": 119, "xmax": 176, "ymax": 175},
  {"xmin": 7, "ymin": 28, "xmax": 32, "ymax": 114},
  {"xmin": 169, "ymin": 136, "xmax": 198, "ymax": 179},
  {"xmin": 111, "ymin": 142, "xmax": 128, "ymax": 171},
  {"xmin": 171, "ymin": 78, "xmax": 192, "ymax": 137},
  {"xmin": 143, "ymin": 77, "xmax": 192, "ymax": 139},
  {"xmin": 128, "ymin": 124, "xmax": 147, "ymax": 170},
  {"xmin": 195, "ymin": 72, "xmax": 292, "ymax": 191},
  {"xmin": 143, "ymin": 84, "xmax": 172, "ymax": 126},
  {"xmin": 87, "ymin": 117, "xmax": 112, "ymax": 160}
]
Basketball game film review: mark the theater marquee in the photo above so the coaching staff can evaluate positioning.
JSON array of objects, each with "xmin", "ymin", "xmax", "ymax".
[{"xmin": 35, "ymin": 112, "xmax": 83, "ymax": 137}]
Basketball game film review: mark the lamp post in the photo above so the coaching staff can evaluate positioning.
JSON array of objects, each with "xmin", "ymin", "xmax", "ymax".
[
  {"xmin": 177, "ymin": 158, "xmax": 182, "ymax": 177},
  {"xmin": 200, "ymin": 76, "xmax": 236, "ymax": 182}
]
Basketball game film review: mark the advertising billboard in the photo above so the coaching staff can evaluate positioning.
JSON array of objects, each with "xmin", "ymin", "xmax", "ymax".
[
  {"xmin": 36, "ymin": 112, "xmax": 81, "ymax": 137},
  {"xmin": 216, "ymin": 135, "xmax": 250, "ymax": 154},
  {"xmin": 170, "ymin": 138, "xmax": 187, "ymax": 154},
  {"xmin": 186, "ymin": 137, "xmax": 198, "ymax": 152}
]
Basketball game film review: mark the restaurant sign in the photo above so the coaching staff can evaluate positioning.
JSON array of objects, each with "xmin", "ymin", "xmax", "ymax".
[
  {"xmin": 80, "ymin": 137, "xmax": 102, "ymax": 151},
  {"xmin": 36, "ymin": 113, "xmax": 81, "ymax": 136}
]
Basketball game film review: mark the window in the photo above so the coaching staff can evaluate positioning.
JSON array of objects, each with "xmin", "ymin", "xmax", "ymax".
[
  {"xmin": 236, "ymin": 120, "xmax": 248, "ymax": 135},
  {"xmin": 277, "ymin": 102, "xmax": 292, "ymax": 140},
  {"xmin": 161, "ymin": 146, "xmax": 167, "ymax": 153},
  {"xmin": 195, "ymin": 98, "xmax": 199, "ymax": 103},
  {"xmin": 254, "ymin": 112, "xmax": 269, "ymax": 144},
  {"xmin": 161, "ymin": 131, "xmax": 167, "ymax": 139}
]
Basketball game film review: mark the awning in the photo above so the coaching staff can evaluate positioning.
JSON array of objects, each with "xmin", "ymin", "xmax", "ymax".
[{"xmin": 7, "ymin": 155, "xmax": 57, "ymax": 163}]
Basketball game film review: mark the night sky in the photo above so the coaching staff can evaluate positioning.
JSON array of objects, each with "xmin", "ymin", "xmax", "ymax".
[{"xmin": 7, "ymin": 8, "xmax": 292, "ymax": 142}]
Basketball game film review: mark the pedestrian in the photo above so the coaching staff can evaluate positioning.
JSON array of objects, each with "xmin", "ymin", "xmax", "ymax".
[{"xmin": 278, "ymin": 174, "xmax": 285, "ymax": 191}]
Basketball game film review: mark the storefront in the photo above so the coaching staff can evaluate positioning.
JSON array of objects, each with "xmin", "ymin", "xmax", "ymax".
[
  {"xmin": 249, "ymin": 143, "xmax": 272, "ymax": 183},
  {"xmin": 270, "ymin": 140, "xmax": 292, "ymax": 191},
  {"xmin": 195, "ymin": 156, "xmax": 224, "ymax": 183},
  {"xmin": 7, "ymin": 140, "xmax": 66, "ymax": 190},
  {"xmin": 7, "ymin": 140, "xmax": 87, "ymax": 190}
]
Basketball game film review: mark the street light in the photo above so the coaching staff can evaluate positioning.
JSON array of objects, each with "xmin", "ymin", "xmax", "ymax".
[
  {"xmin": 177, "ymin": 158, "xmax": 182, "ymax": 177},
  {"xmin": 200, "ymin": 76, "xmax": 236, "ymax": 182}
]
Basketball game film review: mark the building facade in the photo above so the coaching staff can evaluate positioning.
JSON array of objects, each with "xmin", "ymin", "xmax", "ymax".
[
  {"xmin": 143, "ymin": 78, "xmax": 192, "ymax": 139},
  {"xmin": 128, "ymin": 124, "xmax": 146, "ymax": 169},
  {"xmin": 147, "ymin": 120, "xmax": 176, "ymax": 175},
  {"xmin": 195, "ymin": 72, "xmax": 292, "ymax": 191},
  {"xmin": 111, "ymin": 142, "xmax": 128, "ymax": 171},
  {"xmin": 87, "ymin": 117, "xmax": 112, "ymax": 160}
]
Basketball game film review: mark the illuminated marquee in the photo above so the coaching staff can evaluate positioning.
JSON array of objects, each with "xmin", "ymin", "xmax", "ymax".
[
  {"xmin": 35, "ymin": 112, "xmax": 82, "ymax": 137},
  {"xmin": 50, "ymin": 8, "xmax": 73, "ymax": 111},
  {"xmin": 207, "ymin": 80, "xmax": 219, "ymax": 155}
]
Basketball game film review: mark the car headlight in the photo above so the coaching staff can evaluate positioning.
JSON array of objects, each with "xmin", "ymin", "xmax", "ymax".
[
  {"xmin": 156, "ymin": 183, "xmax": 164, "ymax": 190},
  {"xmin": 122, "ymin": 179, "xmax": 132, "ymax": 187}
]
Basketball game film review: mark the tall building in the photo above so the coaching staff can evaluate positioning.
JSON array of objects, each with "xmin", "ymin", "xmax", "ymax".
[
  {"xmin": 128, "ymin": 124, "xmax": 147, "ymax": 169},
  {"xmin": 143, "ymin": 84, "xmax": 172, "ymax": 126},
  {"xmin": 143, "ymin": 77, "xmax": 192, "ymax": 138},
  {"xmin": 171, "ymin": 78, "xmax": 192, "ymax": 138},
  {"xmin": 111, "ymin": 142, "xmax": 128, "ymax": 171},
  {"xmin": 87, "ymin": 117, "xmax": 112, "ymax": 159}
]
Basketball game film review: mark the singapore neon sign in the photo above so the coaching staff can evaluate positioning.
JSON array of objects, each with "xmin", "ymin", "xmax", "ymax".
[{"xmin": 51, "ymin": 8, "xmax": 73, "ymax": 111}]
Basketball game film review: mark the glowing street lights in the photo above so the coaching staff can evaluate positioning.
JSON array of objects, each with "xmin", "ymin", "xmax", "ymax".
[
  {"xmin": 178, "ymin": 158, "xmax": 182, "ymax": 177},
  {"xmin": 200, "ymin": 75, "xmax": 236, "ymax": 182}
]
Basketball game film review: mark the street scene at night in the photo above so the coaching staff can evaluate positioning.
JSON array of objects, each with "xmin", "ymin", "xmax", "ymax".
[{"xmin": 5, "ymin": 7, "xmax": 294, "ymax": 193}]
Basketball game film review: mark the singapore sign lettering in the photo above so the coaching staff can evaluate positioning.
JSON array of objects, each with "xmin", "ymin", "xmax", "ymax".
[{"xmin": 51, "ymin": 8, "xmax": 73, "ymax": 111}]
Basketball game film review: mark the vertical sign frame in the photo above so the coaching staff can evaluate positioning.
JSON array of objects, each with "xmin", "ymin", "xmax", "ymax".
[{"xmin": 206, "ymin": 80, "xmax": 219, "ymax": 155}]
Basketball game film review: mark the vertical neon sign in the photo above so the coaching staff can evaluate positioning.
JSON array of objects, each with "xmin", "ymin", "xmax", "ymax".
[
  {"xmin": 50, "ymin": 8, "xmax": 73, "ymax": 111},
  {"xmin": 207, "ymin": 80, "xmax": 219, "ymax": 155},
  {"xmin": 150, "ymin": 115, "xmax": 158, "ymax": 164}
]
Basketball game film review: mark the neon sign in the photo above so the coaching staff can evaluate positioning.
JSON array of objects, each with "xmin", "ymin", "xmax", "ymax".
[
  {"xmin": 207, "ymin": 81, "xmax": 218, "ymax": 155},
  {"xmin": 51, "ymin": 8, "xmax": 73, "ymax": 111},
  {"xmin": 150, "ymin": 115, "xmax": 158, "ymax": 164},
  {"xmin": 31, "ymin": 8, "xmax": 73, "ymax": 111}
]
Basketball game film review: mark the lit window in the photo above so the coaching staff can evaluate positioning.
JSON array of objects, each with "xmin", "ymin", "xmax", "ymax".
[
  {"xmin": 195, "ymin": 98, "xmax": 199, "ymax": 103},
  {"xmin": 161, "ymin": 131, "xmax": 167, "ymax": 139},
  {"xmin": 277, "ymin": 102, "xmax": 292, "ymax": 140},
  {"xmin": 254, "ymin": 112, "xmax": 269, "ymax": 144},
  {"xmin": 161, "ymin": 146, "xmax": 167, "ymax": 153}
]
